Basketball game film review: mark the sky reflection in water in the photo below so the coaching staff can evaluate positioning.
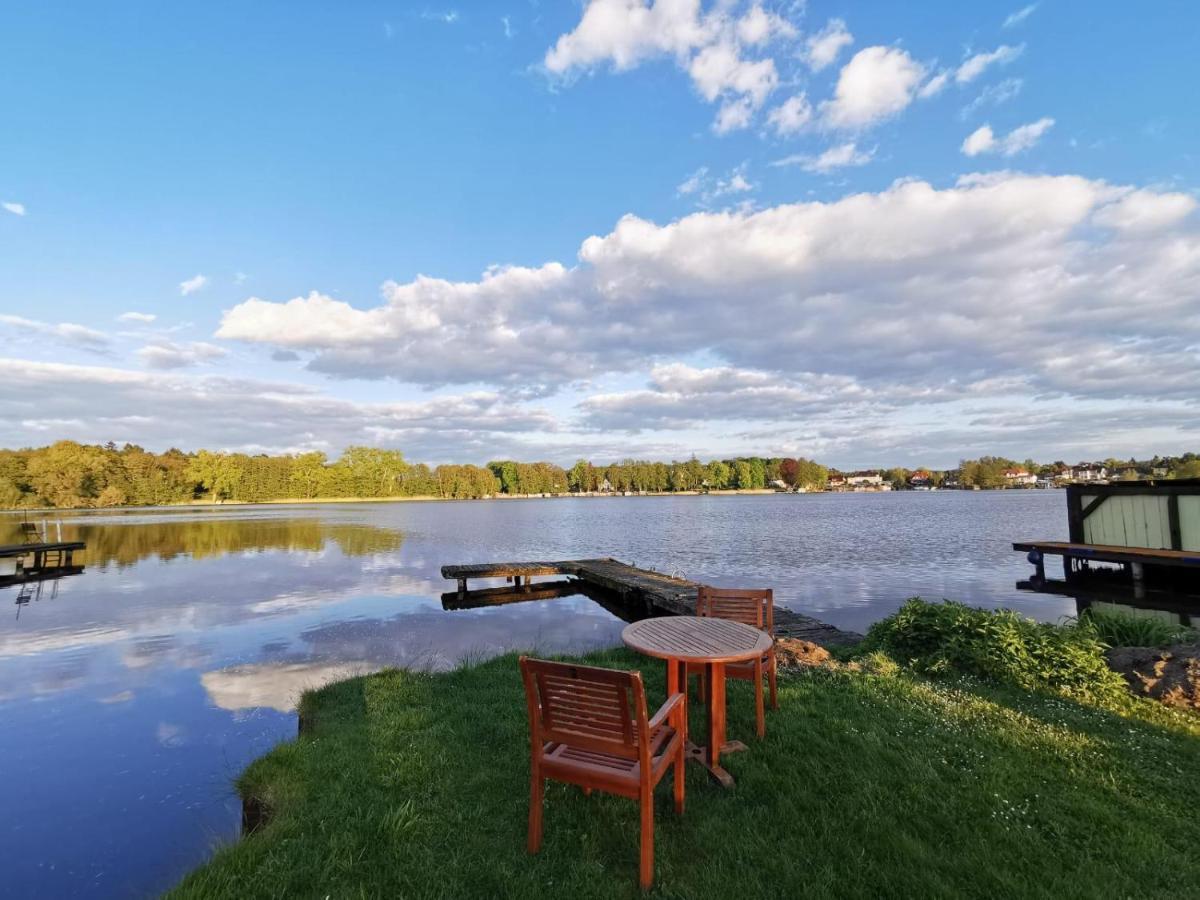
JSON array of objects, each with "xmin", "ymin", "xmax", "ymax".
[{"xmin": 0, "ymin": 493, "xmax": 1075, "ymax": 897}]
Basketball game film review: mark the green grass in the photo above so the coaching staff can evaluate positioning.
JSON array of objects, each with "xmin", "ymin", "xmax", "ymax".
[
  {"xmin": 1075, "ymin": 606, "xmax": 1199, "ymax": 648},
  {"xmin": 171, "ymin": 648, "xmax": 1200, "ymax": 900}
]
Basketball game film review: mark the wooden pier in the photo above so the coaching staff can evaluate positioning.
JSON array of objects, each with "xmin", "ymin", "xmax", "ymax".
[
  {"xmin": 440, "ymin": 557, "xmax": 861, "ymax": 646},
  {"xmin": 0, "ymin": 540, "xmax": 86, "ymax": 571}
]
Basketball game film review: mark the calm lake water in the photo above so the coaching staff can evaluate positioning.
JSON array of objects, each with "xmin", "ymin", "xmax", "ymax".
[{"xmin": 0, "ymin": 491, "xmax": 1070, "ymax": 898}]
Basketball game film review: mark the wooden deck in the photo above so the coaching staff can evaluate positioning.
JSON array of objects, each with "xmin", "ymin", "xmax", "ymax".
[
  {"xmin": 0, "ymin": 541, "xmax": 86, "ymax": 559},
  {"xmin": 1013, "ymin": 541, "xmax": 1200, "ymax": 568},
  {"xmin": 440, "ymin": 558, "xmax": 861, "ymax": 646}
]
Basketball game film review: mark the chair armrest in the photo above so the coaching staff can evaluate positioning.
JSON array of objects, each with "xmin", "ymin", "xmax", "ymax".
[{"xmin": 649, "ymin": 692, "xmax": 686, "ymax": 731}]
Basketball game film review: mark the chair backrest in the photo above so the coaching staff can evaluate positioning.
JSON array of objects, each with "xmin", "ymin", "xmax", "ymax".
[
  {"xmin": 519, "ymin": 657, "xmax": 650, "ymax": 763},
  {"xmin": 696, "ymin": 586, "xmax": 774, "ymax": 635},
  {"xmin": 19, "ymin": 522, "xmax": 41, "ymax": 543}
]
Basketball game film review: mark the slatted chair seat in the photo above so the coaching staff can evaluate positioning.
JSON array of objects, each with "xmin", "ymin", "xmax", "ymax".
[
  {"xmin": 687, "ymin": 586, "xmax": 778, "ymax": 739},
  {"xmin": 520, "ymin": 657, "xmax": 687, "ymax": 891}
]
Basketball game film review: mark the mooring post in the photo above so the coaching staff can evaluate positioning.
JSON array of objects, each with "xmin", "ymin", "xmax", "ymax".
[{"xmin": 458, "ymin": 578, "xmax": 467, "ymax": 598}]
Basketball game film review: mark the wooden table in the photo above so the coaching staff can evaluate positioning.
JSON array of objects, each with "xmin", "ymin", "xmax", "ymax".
[{"xmin": 622, "ymin": 616, "xmax": 773, "ymax": 787}]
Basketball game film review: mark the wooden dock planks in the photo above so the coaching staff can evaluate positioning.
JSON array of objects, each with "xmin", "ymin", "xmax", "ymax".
[{"xmin": 440, "ymin": 557, "xmax": 861, "ymax": 646}]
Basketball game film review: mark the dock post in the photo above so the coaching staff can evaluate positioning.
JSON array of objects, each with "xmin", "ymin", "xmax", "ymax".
[
  {"xmin": 1131, "ymin": 562, "xmax": 1145, "ymax": 600},
  {"xmin": 458, "ymin": 578, "xmax": 467, "ymax": 598}
]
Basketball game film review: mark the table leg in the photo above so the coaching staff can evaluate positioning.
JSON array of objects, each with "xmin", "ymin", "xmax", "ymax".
[
  {"xmin": 666, "ymin": 658, "xmax": 679, "ymax": 698},
  {"xmin": 707, "ymin": 661, "xmax": 725, "ymax": 770}
]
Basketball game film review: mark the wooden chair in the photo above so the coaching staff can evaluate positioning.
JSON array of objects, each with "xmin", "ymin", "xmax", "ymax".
[
  {"xmin": 688, "ymin": 587, "xmax": 777, "ymax": 738},
  {"xmin": 519, "ymin": 656, "xmax": 687, "ymax": 891}
]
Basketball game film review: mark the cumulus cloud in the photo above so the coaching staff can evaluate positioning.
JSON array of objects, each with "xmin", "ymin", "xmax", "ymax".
[
  {"xmin": 961, "ymin": 117, "xmax": 1054, "ymax": 156},
  {"xmin": 544, "ymin": 0, "xmax": 798, "ymax": 133},
  {"xmin": 179, "ymin": 274, "xmax": 208, "ymax": 296},
  {"xmin": 136, "ymin": 340, "xmax": 228, "ymax": 369},
  {"xmin": 216, "ymin": 173, "xmax": 1200, "ymax": 425},
  {"xmin": 118, "ymin": 311, "xmax": 157, "ymax": 323},
  {"xmin": 955, "ymin": 44, "xmax": 1024, "ymax": 84},
  {"xmin": 2, "ymin": 201, "xmax": 26, "ymax": 216},
  {"xmin": 820, "ymin": 46, "xmax": 926, "ymax": 130},
  {"xmin": 771, "ymin": 141, "xmax": 874, "ymax": 173},
  {"xmin": 802, "ymin": 18, "xmax": 853, "ymax": 71},
  {"xmin": 766, "ymin": 93, "xmax": 812, "ymax": 136}
]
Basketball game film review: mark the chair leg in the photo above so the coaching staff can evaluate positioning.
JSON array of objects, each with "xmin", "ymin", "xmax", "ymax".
[
  {"xmin": 639, "ymin": 791, "xmax": 654, "ymax": 891},
  {"xmin": 528, "ymin": 771, "xmax": 544, "ymax": 854},
  {"xmin": 754, "ymin": 659, "xmax": 766, "ymax": 740},
  {"xmin": 674, "ymin": 753, "xmax": 685, "ymax": 815},
  {"xmin": 768, "ymin": 652, "xmax": 779, "ymax": 710}
]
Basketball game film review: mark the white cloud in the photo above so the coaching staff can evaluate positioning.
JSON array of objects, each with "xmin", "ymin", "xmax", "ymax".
[
  {"xmin": 179, "ymin": 274, "xmax": 209, "ymax": 296},
  {"xmin": 544, "ymin": 0, "xmax": 715, "ymax": 73},
  {"xmin": 2, "ymin": 201, "xmax": 26, "ymax": 216},
  {"xmin": 771, "ymin": 141, "xmax": 874, "ymax": 173},
  {"xmin": 918, "ymin": 71, "xmax": 951, "ymax": 99},
  {"xmin": 1003, "ymin": 4, "xmax": 1037, "ymax": 28},
  {"xmin": 820, "ymin": 46, "xmax": 926, "ymax": 130},
  {"xmin": 544, "ymin": 1, "xmax": 798, "ymax": 133},
  {"xmin": 960, "ymin": 77, "xmax": 1022, "ymax": 118},
  {"xmin": 766, "ymin": 93, "xmax": 812, "ymax": 136},
  {"xmin": 961, "ymin": 117, "xmax": 1054, "ymax": 156},
  {"xmin": 215, "ymin": 173, "xmax": 1200, "ymax": 425},
  {"xmin": 0, "ymin": 314, "xmax": 109, "ymax": 349},
  {"xmin": 802, "ymin": 18, "xmax": 852, "ymax": 71},
  {"xmin": 737, "ymin": 4, "xmax": 795, "ymax": 46},
  {"xmin": 501, "ymin": 15, "xmax": 513, "ymax": 39},
  {"xmin": 677, "ymin": 163, "xmax": 754, "ymax": 205},
  {"xmin": 420, "ymin": 9, "xmax": 459, "ymax": 24},
  {"xmin": 955, "ymin": 44, "xmax": 1023, "ymax": 84},
  {"xmin": 136, "ymin": 340, "xmax": 228, "ymax": 369},
  {"xmin": 0, "ymin": 358, "xmax": 562, "ymax": 460},
  {"xmin": 118, "ymin": 311, "xmax": 157, "ymax": 324}
]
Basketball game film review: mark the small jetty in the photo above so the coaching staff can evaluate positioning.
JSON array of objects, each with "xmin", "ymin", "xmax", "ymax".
[
  {"xmin": 0, "ymin": 540, "xmax": 85, "ymax": 567},
  {"xmin": 0, "ymin": 522, "xmax": 86, "ymax": 587},
  {"xmin": 441, "ymin": 557, "xmax": 861, "ymax": 646}
]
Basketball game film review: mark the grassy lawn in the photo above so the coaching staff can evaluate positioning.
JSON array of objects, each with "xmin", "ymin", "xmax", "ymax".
[{"xmin": 172, "ymin": 648, "xmax": 1200, "ymax": 899}]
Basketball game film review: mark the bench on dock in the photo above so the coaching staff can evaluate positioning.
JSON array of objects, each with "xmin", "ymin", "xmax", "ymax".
[{"xmin": 440, "ymin": 557, "xmax": 861, "ymax": 646}]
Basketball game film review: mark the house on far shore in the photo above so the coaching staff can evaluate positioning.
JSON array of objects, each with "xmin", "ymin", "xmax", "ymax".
[
  {"xmin": 828, "ymin": 473, "xmax": 847, "ymax": 490},
  {"xmin": 1067, "ymin": 462, "xmax": 1109, "ymax": 483},
  {"xmin": 1003, "ymin": 468, "xmax": 1037, "ymax": 487},
  {"xmin": 846, "ymin": 471, "xmax": 891, "ymax": 491},
  {"xmin": 909, "ymin": 470, "xmax": 933, "ymax": 490}
]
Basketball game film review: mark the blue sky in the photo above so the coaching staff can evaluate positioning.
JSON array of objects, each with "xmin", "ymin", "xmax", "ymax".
[{"xmin": 1, "ymin": 1, "xmax": 1198, "ymax": 468}]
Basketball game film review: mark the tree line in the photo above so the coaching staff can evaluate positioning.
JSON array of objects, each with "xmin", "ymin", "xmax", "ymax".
[
  {"xmin": 1, "ymin": 441, "xmax": 1196, "ymax": 510},
  {"xmin": 0, "ymin": 441, "xmax": 830, "ymax": 509}
]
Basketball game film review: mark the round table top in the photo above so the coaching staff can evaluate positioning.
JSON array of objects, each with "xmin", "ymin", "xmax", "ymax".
[{"xmin": 622, "ymin": 616, "xmax": 773, "ymax": 664}]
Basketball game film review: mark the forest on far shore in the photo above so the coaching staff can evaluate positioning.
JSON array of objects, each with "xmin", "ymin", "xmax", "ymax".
[{"xmin": 0, "ymin": 441, "xmax": 1196, "ymax": 510}]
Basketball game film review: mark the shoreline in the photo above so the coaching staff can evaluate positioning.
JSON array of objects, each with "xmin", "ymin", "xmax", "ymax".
[{"xmin": 0, "ymin": 485, "xmax": 1062, "ymax": 515}]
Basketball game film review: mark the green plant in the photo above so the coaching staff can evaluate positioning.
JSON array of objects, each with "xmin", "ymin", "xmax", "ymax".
[
  {"xmin": 861, "ymin": 598, "xmax": 1128, "ymax": 703},
  {"xmin": 1075, "ymin": 607, "xmax": 1198, "ymax": 648}
]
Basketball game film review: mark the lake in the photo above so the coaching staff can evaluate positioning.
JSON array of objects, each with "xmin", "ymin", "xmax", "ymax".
[{"xmin": 0, "ymin": 491, "xmax": 1070, "ymax": 898}]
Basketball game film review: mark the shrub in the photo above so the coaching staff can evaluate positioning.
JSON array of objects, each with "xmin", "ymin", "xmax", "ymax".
[
  {"xmin": 1075, "ymin": 607, "xmax": 1198, "ymax": 649},
  {"xmin": 861, "ymin": 598, "xmax": 1127, "ymax": 703}
]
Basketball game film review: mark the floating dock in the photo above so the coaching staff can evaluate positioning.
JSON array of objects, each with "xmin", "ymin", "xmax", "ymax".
[{"xmin": 440, "ymin": 557, "xmax": 861, "ymax": 646}]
